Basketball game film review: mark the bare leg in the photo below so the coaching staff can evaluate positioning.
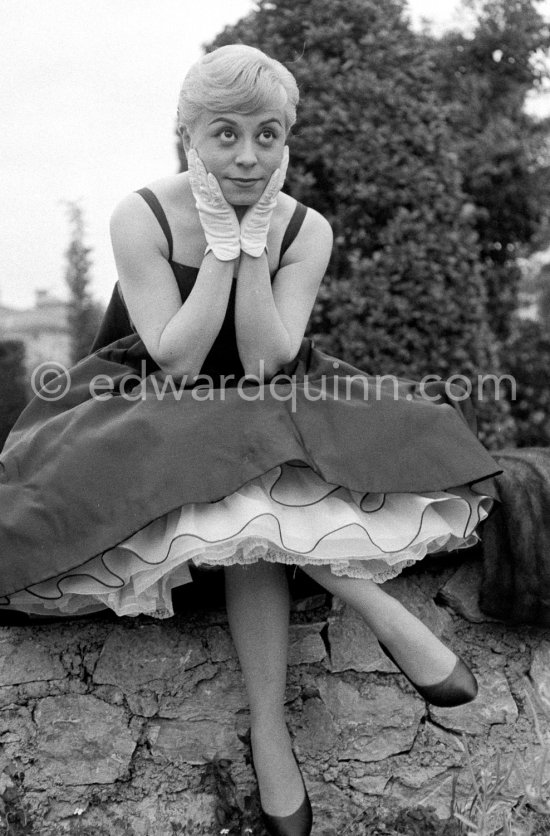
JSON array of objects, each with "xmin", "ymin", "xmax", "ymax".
[
  {"xmin": 301, "ymin": 564, "xmax": 457, "ymax": 685},
  {"xmin": 224, "ymin": 561, "xmax": 305, "ymax": 816}
]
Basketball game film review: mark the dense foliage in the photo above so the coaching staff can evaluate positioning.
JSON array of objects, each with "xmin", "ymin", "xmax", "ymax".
[
  {"xmin": 198, "ymin": 0, "xmax": 550, "ymax": 447},
  {"xmin": 426, "ymin": 0, "xmax": 550, "ymax": 341},
  {"xmin": 501, "ymin": 319, "xmax": 550, "ymax": 446},
  {"xmin": 0, "ymin": 340, "xmax": 28, "ymax": 451},
  {"xmin": 64, "ymin": 202, "xmax": 104, "ymax": 364},
  {"xmin": 206, "ymin": 0, "xmax": 511, "ymax": 445}
]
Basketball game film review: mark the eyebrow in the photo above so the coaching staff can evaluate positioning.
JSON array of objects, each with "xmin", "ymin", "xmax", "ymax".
[{"xmin": 207, "ymin": 116, "xmax": 284, "ymax": 128}]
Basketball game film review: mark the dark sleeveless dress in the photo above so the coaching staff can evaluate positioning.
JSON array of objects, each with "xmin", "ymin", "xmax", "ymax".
[{"xmin": 0, "ymin": 190, "xmax": 501, "ymax": 618}]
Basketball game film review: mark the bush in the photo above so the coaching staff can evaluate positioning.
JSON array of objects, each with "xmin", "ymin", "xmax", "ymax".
[
  {"xmin": 500, "ymin": 319, "xmax": 550, "ymax": 447},
  {"xmin": 0, "ymin": 341, "xmax": 28, "ymax": 451}
]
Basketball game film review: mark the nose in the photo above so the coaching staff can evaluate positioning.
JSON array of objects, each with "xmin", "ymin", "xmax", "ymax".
[{"xmin": 235, "ymin": 138, "xmax": 258, "ymax": 167}]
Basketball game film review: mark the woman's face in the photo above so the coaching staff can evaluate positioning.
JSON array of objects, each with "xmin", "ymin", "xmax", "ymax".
[{"xmin": 185, "ymin": 107, "xmax": 287, "ymax": 206}]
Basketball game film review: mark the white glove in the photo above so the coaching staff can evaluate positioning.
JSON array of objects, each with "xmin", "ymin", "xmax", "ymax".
[
  {"xmin": 240, "ymin": 146, "xmax": 290, "ymax": 257},
  {"xmin": 187, "ymin": 148, "xmax": 241, "ymax": 261}
]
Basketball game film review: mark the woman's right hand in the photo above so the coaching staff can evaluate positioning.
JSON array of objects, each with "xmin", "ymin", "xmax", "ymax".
[{"xmin": 187, "ymin": 148, "xmax": 241, "ymax": 261}]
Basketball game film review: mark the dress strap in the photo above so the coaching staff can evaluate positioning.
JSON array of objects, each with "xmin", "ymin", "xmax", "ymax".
[
  {"xmin": 280, "ymin": 201, "xmax": 308, "ymax": 260},
  {"xmin": 135, "ymin": 188, "xmax": 306, "ymax": 265},
  {"xmin": 135, "ymin": 187, "xmax": 174, "ymax": 262}
]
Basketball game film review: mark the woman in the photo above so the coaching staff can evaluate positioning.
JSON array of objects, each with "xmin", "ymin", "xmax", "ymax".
[{"xmin": 0, "ymin": 45, "xmax": 500, "ymax": 836}]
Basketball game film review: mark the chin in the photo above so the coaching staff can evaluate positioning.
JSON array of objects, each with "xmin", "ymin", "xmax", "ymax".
[
  {"xmin": 221, "ymin": 182, "xmax": 264, "ymax": 206},
  {"xmin": 232, "ymin": 196, "xmax": 259, "ymax": 207},
  {"xmin": 225, "ymin": 192, "xmax": 261, "ymax": 207}
]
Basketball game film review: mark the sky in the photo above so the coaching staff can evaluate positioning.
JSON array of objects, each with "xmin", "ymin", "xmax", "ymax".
[{"xmin": 2, "ymin": 0, "xmax": 550, "ymax": 311}]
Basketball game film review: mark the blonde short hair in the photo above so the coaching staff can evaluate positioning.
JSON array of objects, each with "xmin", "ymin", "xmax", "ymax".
[{"xmin": 177, "ymin": 44, "xmax": 299, "ymax": 134}]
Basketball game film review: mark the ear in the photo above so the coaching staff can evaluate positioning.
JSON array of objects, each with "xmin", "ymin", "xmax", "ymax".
[{"xmin": 179, "ymin": 126, "xmax": 192, "ymax": 154}]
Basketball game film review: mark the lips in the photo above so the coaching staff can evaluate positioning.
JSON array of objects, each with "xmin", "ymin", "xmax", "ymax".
[{"xmin": 228, "ymin": 178, "xmax": 261, "ymax": 187}]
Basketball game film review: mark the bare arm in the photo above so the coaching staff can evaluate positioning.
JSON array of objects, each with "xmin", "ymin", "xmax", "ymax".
[
  {"xmin": 235, "ymin": 207, "xmax": 333, "ymax": 380},
  {"xmin": 110, "ymin": 193, "xmax": 235, "ymax": 380}
]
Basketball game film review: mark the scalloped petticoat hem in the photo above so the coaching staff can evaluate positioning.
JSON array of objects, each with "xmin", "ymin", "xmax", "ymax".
[{"xmin": 1, "ymin": 463, "xmax": 493, "ymax": 619}]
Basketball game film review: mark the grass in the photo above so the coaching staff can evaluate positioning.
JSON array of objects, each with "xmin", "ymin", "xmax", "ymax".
[
  {"xmin": 0, "ymin": 769, "xmax": 32, "ymax": 836},
  {"xmin": 450, "ymin": 680, "xmax": 550, "ymax": 836}
]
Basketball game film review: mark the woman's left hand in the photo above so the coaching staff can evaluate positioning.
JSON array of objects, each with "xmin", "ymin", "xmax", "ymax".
[
  {"xmin": 188, "ymin": 148, "xmax": 241, "ymax": 262},
  {"xmin": 240, "ymin": 146, "xmax": 289, "ymax": 258}
]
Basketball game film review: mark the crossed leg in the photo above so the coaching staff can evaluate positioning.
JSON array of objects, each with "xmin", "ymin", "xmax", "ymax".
[
  {"xmin": 299, "ymin": 563, "xmax": 457, "ymax": 685},
  {"xmin": 225, "ymin": 559, "xmax": 460, "ymax": 818}
]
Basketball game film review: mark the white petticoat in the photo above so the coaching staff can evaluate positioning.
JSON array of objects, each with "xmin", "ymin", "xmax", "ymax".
[{"xmin": 4, "ymin": 462, "xmax": 492, "ymax": 619}]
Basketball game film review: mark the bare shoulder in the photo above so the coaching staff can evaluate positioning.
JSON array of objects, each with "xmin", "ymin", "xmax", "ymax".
[
  {"xmin": 110, "ymin": 174, "xmax": 187, "ymax": 225},
  {"xmin": 110, "ymin": 174, "xmax": 188, "ymax": 259},
  {"xmin": 279, "ymin": 197, "xmax": 333, "ymax": 268},
  {"xmin": 301, "ymin": 205, "xmax": 333, "ymax": 243}
]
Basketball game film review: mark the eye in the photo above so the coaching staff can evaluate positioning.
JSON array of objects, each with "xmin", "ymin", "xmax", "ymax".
[
  {"xmin": 218, "ymin": 127, "xmax": 236, "ymax": 142},
  {"xmin": 258, "ymin": 128, "xmax": 277, "ymax": 144}
]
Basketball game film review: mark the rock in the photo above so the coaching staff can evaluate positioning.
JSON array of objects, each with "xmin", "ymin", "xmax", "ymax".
[
  {"xmin": 0, "ymin": 554, "xmax": 540, "ymax": 834},
  {"xmin": 392, "ymin": 764, "xmax": 449, "ymax": 790},
  {"xmin": 382, "ymin": 575, "xmax": 452, "ymax": 637},
  {"xmin": 327, "ymin": 600, "xmax": 393, "ymax": 673},
  {"xmin": 349, "ymin": 774, "xmax": 389, "ymax": 794},
  {"xmin": 294, "ymin": 697, "xmax": 339, "ymax": 756},
  {"xmin": 31, "ymin": 694, "xmax": 137, "ymax": 787},
  {"xmin": 57, "ymin": 794, "xmax": 218, "ymax": 836},
  {"xmin": 204, "ymin": 625, "xmax": 236, "ymax": 662},
  {"xmin": 429, "ymin": 668, "xmax": 518, "ymax": 734},
  {"xmin": 147, "ymin": 717, "xmax": 243, "ymax": 762},
  {"xmin": 0, "ymin": 707, "xmax": 33, "ymax": 753},
  {"xmin": 292, "ymin": 593, "xmax": 328, "ymax": 613},
  {"xmin": 308, "ymin": 781, "xmax": 363, "ymax": 836},
  {"xmin": 93, "ymin": 623, "xmax": 207, "ymax": 691},
  {"xmin": 413, "ymin": 771, "xmax": 461, "ymax": 820},
  {"xmin": 288, "ymin": 623, "xmax": 327, "ymax": 665},
  {"xmin": 158, "ymin": 668, "xmax": 248, "ymax": 719},
  {"xmin": 125, "ymin": 688, "xmax": 159, "ymax": 718},
  {"xmin": 0, "ymin": 631, "xmax": 65, "ymax": 685},
  {"xmin": 439, "ymin": 561, "xmax": 500, "ymax": 623},
  {"xmin": 318, "ymin": 677, "xmax": 424, "ymax": 762},
  {"xmin": 529, "ymin": 640, "xmax": 550, "ymax": 711}
]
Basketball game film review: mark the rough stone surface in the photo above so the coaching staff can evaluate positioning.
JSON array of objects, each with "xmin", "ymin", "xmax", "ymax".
[
  {"xmin": 204, "ymin": 624, "xmax": 237, "ymax": 662},
  {"xmin": 319, "ymin": 677, "xmax": 425, "ymax": 761},
  {"xmin": 294, "ymin": 697, "xmax": 339, "ymax": 755},
  {"xmin": 31, "ymin": 694, "xmax": 138, "ymax": 786},
  {"xmin": 429, "ymin": 667, "xmax": 518, "ymax": 734},
  {"xmin": 93, "ymin": 622, "xmax": 208, "ymax": 691},
  {"xmin": 439, "ymin": 560, "xmax": 501, "ymax": 623},
  {"xmin": 288, "ymin": 622, "xmax": 327, "ymax": 665},
  {"xmin": 0, "ymin": 560, "xmax": 547, "ymax": 835},
  {"xmin": 529, "ymin": 640, "xmax": 550, "ymax": 710},
  {"xmin": 0, "ymin": 629, "xmax": 65, "ymax": 684},
  {"xmin": 328, "ymin": 599, "xmax": 392, "ymax": 672},
  {"xmin": 148, "ymin": 717, "xmax": 244, "ymax": 762},
  {"xmin": 384, "ymin": 574, "xmax": 453, "ymax": 636}
]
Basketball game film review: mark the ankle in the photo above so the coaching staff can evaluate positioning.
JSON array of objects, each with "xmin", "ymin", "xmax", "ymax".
[{"xmin": 250, "ymin": 711, "xmax": 288, "ymax": 738}]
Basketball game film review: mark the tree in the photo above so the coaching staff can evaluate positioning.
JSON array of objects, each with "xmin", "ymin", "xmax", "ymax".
[
  {"xmin": 501, "ymin": 319, "xmax": 550, "ymax": 446},
  {"xmin": 425, "ymin": 0, "xmax": 550, "ymax": 340},
  {"xmin": 64, "ymin": 202, "xmax": 104, "ymax": 364},
  {"xmin": 206, "ymin": 0, "xmax": 510, "ymax": 446},
  {"xmin": 0, "ymin": 340, "xmax": 28, "ymax": 451}
]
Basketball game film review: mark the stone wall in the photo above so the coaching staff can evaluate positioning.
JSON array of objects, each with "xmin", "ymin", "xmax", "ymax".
[{"xmin": 0, "ymin": 555, "xmax": 548, "ymax": 835}]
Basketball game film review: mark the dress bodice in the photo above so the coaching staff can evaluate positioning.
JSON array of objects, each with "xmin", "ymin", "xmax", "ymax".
[
  {"xmin": 168, "ymin": 260, "xmax": 244, "ymax": 381},
  {"xmin": 90, "ymin": 190, "xmax": 308, "ymax": 384}
]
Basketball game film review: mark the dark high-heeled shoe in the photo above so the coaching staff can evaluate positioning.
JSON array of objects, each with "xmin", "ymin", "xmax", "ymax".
[
  {"xmin": 378, "ymin": 642, "xmax": 478, "ymax": 707},
  {"xmin": 250, "ymin": 748, "xmax": 312, "ymax": 836}
]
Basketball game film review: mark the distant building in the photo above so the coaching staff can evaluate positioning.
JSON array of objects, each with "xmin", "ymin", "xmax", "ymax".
[{"xmin": 0, "ymin": 289, "xmax": 71, "ymax": 374}]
